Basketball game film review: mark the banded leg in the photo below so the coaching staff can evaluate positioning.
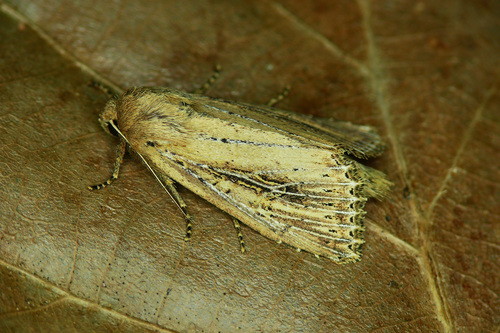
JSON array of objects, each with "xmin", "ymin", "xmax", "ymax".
[
  {"xmin": 89, "ymin": 81, "xmax": 115, "ymax": 97},
  {"xmin": 88, "ymin": 139, "xmax": 126, "ymax": 190},
  {"xmin": 267, "ymin": 85, "xmax": 290, "ymax": 107},
  {"xmin": 156, "ymin": 172, "xmax": 195, "ymax": 242},
  {"xmin": 194, "ymin": 65, "xmax": 222, "ymax": 94},
  {"xmin": 232, "ymin": 218, "xmax": 246, "ymax": 253}
]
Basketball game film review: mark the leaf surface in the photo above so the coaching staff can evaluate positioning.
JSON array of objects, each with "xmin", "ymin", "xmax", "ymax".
[{"xmin": 0, "ymin": 1, "xmax": 499, "ymax": 332}]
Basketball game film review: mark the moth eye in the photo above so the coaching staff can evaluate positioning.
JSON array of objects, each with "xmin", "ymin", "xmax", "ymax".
[{"xmin": 107, "ymin": 120, "xmax": 119, "ymax": 137}]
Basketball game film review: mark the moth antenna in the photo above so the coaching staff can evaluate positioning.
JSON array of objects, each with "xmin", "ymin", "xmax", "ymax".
[{"xmin": 108, "ymin": 121, "xmax": 190, "ymax": 221}]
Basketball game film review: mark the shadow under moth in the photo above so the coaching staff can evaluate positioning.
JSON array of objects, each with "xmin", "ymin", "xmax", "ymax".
[{"xmin": 89, "ymin": 74, "xmax": 391, "ymax": 264}]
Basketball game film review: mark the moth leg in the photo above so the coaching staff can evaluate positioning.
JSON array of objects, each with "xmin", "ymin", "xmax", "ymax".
[
  {"xmin": 267, "ymin": 85, "xmax": 291, "ymax": 107},
  {"xmin": 232, "ymin": 218, "xmax": 246, "ymax": 253},
  {"xmin": 89, "ymin": 81, "xmax": 115, "ymax": 97},
  {"xmin": 194, "ymin": 65, "xmax": 222, "ymax": 94},
  {"xmin": 156, "ymin": 173, "xmax": 195, "ymax": 242},
  {"xmin": 88, "ymin": 139, "xmax": 126, "ymax": 190}
]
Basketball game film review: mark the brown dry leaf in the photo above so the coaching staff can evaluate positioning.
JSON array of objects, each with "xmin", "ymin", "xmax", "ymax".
[{"xmin": 0, "ymin": 1, "xmax": 498, "ymax": 332}]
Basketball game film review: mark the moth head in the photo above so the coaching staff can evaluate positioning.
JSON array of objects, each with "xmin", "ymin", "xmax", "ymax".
[{"xmin": 98, "ymin": 97, "xmax": 119, "ymax": 137}]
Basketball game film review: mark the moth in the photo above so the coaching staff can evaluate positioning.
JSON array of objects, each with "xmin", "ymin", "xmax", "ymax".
[{"xmin": 90, "ymin": 77, "xmax": 391, "ymax": 263}]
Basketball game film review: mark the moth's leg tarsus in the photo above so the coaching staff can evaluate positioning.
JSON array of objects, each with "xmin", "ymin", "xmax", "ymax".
[
  {"xmin": 184, "ymin": 216, "xmax": 193, "ymax": 241},
  {"xmin": 194, "ymin": 64, "xmax": 222, "ymax": 94},
  {"xmin": 232, "ymin": 218, "xmax": 246, "ymax": 253},
  {"xmin": 158, "ymin": 174, "xmax": 195, "ymax": 242},
  {"xmin": 267, "ymin": 85, "xmax": 291, "ymax": 107},
  {"xmin": 88, "ymin": 139, "xmax": 126, "ymax": 191}
]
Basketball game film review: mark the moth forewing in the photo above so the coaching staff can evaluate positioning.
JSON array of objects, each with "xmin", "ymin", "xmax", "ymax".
[{"xmin": 94, "ymin": 87, "xmax": 391, "ymax": 263}]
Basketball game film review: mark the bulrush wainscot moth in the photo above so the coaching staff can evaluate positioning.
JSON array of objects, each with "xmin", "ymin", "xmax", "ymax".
[{"xmin": 90, "ymin": 70, "xmax": 391, "ymax": 263}]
